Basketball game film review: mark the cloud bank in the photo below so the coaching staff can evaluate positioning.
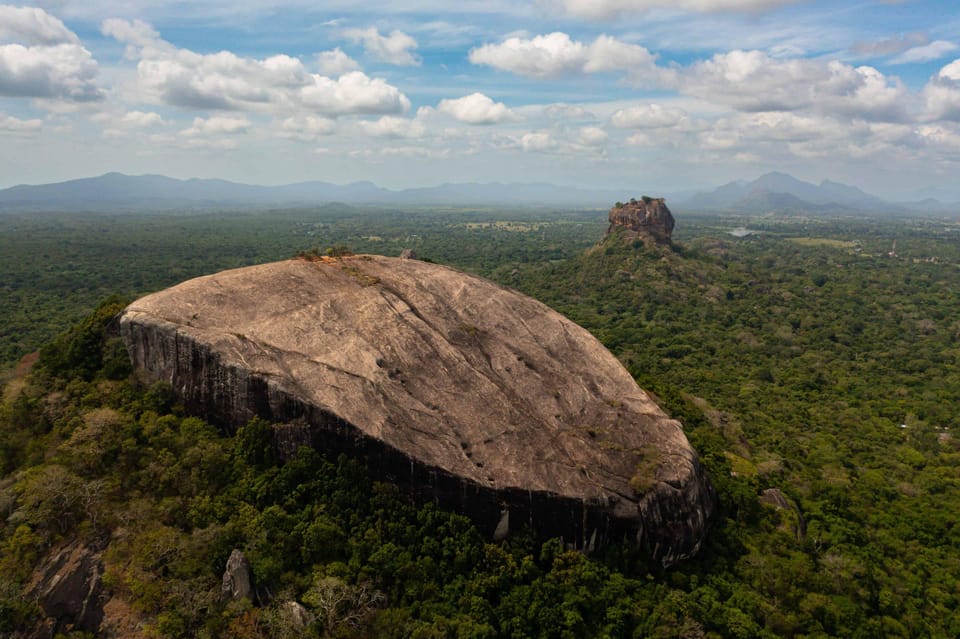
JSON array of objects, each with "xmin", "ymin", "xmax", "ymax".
[
  {"xmin": 102, "ymin": 18, "xmax": 411, "ymax": 117},
  {"xmin": 1, "ymin": 3, "xmax": 959, "ymax": 196}
]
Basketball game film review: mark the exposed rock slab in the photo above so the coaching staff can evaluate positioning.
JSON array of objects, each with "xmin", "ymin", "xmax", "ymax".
[{"xmin": 120, "ymin": 255, "xmax": 714, "ymax": 565}]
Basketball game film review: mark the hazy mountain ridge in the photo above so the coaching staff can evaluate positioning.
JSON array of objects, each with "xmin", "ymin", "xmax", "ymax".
[
  {"xmin": 681, "ymin": 171, "xmax": 958, "ymax": 214},
  {"xmin": 0, "ymin": 173, "xmax": 389, "ymax": 211},
  {"xmin": 0, "ymin": 173, "xmax": 625, "ymax": 211},
  {"xmin": 0, "ymin": 171, "xmax": 956, "ymax": 213}
]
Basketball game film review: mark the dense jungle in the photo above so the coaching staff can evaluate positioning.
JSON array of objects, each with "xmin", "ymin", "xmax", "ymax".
[{"xmin": 1, "ymin": 206, "xmax": 958, "ymax": 638}]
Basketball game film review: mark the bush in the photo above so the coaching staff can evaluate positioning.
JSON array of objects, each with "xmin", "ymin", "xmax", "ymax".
[{"xmin": 37, "ymin": 295, "xmax": 130, "ymax": 382}]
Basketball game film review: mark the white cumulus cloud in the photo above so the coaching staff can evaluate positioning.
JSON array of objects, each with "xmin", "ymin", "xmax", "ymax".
[
  {"xmin": 921, "ymin": 59, "xmax": 960, "ymax": 121},
  {"xmin": 576, "ymin": 126, "xmax": 608, "ymax": 146},
  {"xmin": 101, "ymin": 111, "xmax": 164, "ymax": 138},
  {"xmin": 120, "ymin": 110, "xmax": 163, "ymax": 128},
  {"xmin": 680, "ymin": 110, "xmax": 919, "ymax": 164},
  {"xmin": 0, "ymin": 111, "xmax": 41, "ymax": 135},
  {"xmin": 181, "ymin": 115, "xmax": 251, "ymax": 136},
  {"xmin": 103, "ymin": 19, "xmax": 410, "ymax": 117},
  {"xmin": 101, "ymin": 109, "xmax": 164, "ymax": 137},
  {"xmin": 940, "ymin": 59, "xmax": 960, "ymax": 82},
  {"xmin": 437, "ymin": 93, "xmax": 514, "ymax": 124},
  {"xmin": 469, "ymin": 32, "xmax": 662, "ymax": 84},
  {"xmin": 0, "ymin": 7, "xmax": 101, "ymax": 103},
  {"xmin": 101, "ymin": 17, "xmax": 159, "ymax": 51},
  {"xmin": 358, "ymin": 115, "xmax": 426, "ymax": 138},
  {"xmin": 0, "ymin": 42, "xmax": 102, "ymax": 101},
  {"xmin": 343, "ymin": 27, "xmax": 420, "ymax": 66},
  {"xmin": 916, "ymin": 123, "xmax": 960, "ymax": 152},
  {"xmin": 315, "ymin": 48, "xmax": 360, "ymax": 76},
  {"xmin": 0, "ymin": 5, "xmax": 79, "ymax": 45},
  {"xmin": 520, "ymin": 131, "xmax": 557, "ymax": 152},
  {"xmin": 921, "ymin": 84, "xmax": 959, "ymax": 121},
  {"xmin": 611, "ymin": 104, "xmax": 687, "ymax": 129},
  {"xmin": 300, "ymin": 72, "xmax": 411, "ymax": 116},
  {"xmin": 582, "ymin": 35, "xmax": 662, "ymax": 80},
  {"xmin": 680, "ymin": 50, "xmax": 909, "ymax": 122}
]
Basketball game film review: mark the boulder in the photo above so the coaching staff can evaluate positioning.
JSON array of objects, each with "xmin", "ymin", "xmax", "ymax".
[
  {"xmin": 121, "ymin": 255, "xmax": 715, "ymax": 565},
  {"xmin": 26, "ymin": 541, "xmax": 106, "ymax": 636},
  {"xmin": 221, "ymin": 549, "xmax": 253, "ymax": 602}
]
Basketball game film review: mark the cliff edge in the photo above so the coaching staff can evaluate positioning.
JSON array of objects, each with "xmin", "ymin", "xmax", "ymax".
[{"xmin": 120, "ymin": 255, "xmax": 714, "ymax": 565}]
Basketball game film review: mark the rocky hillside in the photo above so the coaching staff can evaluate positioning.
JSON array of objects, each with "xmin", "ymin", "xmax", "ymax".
[{"xmin": 120, "ymin": 254, "xmax": 714, "ymax": 565}]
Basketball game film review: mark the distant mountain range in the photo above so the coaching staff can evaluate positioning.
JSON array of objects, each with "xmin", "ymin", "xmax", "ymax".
[
  {"xmin": 681, "ymin": 171, "xmax": 958, "ymax": 214},
  {"xmin": 0, "ymin": 172, "xmax": 626, "ymax": 212},
  {"xmin": 0, "ymin": 171, "xmax": 956, "ymax": 214}
]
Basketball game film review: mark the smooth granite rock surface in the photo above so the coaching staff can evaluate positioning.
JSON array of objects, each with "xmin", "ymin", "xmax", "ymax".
[{"xmin": 120, "ymin": 255, "xmax": 714, "ymax": 565}]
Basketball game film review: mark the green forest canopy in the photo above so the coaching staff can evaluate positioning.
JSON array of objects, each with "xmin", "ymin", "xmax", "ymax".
[{"xmin": 1, "ymin": 207, "xmax": 959, "ymax": 637}]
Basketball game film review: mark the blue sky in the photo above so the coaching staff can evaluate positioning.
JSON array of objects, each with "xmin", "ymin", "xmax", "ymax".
[{"xmin": 2, "ymin": 1, "xmax": 960, "ymax": 198}]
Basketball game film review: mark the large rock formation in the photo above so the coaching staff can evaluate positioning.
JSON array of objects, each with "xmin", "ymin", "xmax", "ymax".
[
  {"xmin": 608, "ymin": 197, "xmax": 675, "ymax": 245},
  {"xmin": 120, "ymin": 255, "xmax": 714, "ymax": 565}
]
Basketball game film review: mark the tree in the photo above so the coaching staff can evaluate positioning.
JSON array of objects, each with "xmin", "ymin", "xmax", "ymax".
[
  {"xmin": 303, "ymin": 574, "xmax": 385, "ymax": 636},
  {"xmin": 37, "ymin": 294, "xmax": 130, "ymax": 381}
]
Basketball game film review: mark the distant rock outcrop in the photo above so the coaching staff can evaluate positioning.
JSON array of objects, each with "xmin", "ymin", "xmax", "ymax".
[
  {"xmin": 120, "ymin": 255, "xmax": 714, "ymax": 565},
  {"xmin": 607, "ymin": 197, "xmax": 675, "ymax": 245}
]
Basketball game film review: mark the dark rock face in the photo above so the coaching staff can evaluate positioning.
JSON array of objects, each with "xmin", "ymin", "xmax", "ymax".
[
  {"xmin": 608, "ymin": 197, "xmax": 675, "ymax": 245},
  {"xmin": 120, "ymin": 256, "xmax": 715, "ymax": 565},
  {"xmin": 26, "ymin": 542, "xmax": 106, "ymax": 637}
]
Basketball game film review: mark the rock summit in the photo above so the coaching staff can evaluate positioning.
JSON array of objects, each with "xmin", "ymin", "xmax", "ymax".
[{"xmin": 608, "ymin": 196, "xmax": 675, "ymax": 245}]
